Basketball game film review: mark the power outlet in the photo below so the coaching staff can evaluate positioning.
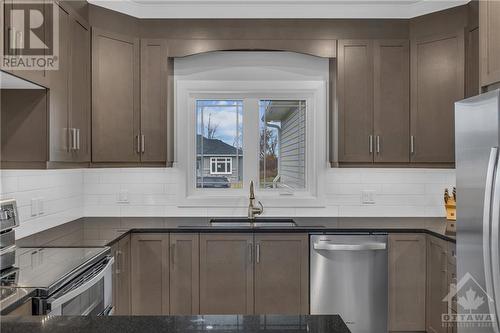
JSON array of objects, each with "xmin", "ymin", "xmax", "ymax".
[
  {"xmin": 30, "ymin": 198, "xmax": 45, "ymax": 216},
  {"xmin": 117, "ymin": 189, "xmax": 129, "ymax": 203},
  {"xmin": 361, "ymin": 190, "xmax": 376, "ymax": 204}
]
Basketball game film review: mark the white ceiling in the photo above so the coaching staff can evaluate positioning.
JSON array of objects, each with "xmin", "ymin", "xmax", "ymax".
[{"xmin": 88, "ymin": 0, "xmax": 470, "ymax": 19}]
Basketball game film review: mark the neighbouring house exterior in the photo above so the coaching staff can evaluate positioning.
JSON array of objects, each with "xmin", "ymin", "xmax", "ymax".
[{"xmin": 197, "ymin": 135, "xmax": 243, "ymax": 185}]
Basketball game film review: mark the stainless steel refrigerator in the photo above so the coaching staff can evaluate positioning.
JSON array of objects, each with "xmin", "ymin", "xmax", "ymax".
[{"xmin": 455, "ymin": 89, "xmax": 500, "ymax": 333}]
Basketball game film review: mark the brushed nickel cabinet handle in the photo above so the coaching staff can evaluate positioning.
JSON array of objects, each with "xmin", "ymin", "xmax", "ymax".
[
  {"xmin": 141, "ymin": 134, "xmax": 145, "ymax": 153},
  {"xmin": 369, "ymin": 135, "xmax": 374, "ymax": 154},
  {"xmin": 256, "ymin": 243, "xmax": 261, "ymax": 264},
  {"xmin": 76, "ymin": 128, "xmax": 80, "ymax": 150},
  {"xmin": 376, "ymin": 135, "xmax": 380, "ymax": 154},
  {"xmin": 136, "ymin": 135, "xmax": 141, "ymax": 153},
  {"xmin": 115, "ymin": 250, "xmax": 122, "ymax": 274},
  {"xmin": 410, "ymin": 136, "xmax": 415, "ymax": 154}
]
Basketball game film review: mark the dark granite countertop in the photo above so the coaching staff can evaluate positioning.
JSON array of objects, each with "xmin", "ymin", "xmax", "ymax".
[
  {"xmin": 105, "ymin": 226, "xmax": 455, "ymax": 246},
  {"xmin": 0, "ymin": 315, "xmax": 350, "ymax": 333}
]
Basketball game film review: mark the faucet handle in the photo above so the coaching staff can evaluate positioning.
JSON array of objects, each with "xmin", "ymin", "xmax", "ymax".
[{"xmin": 257, "ymin": 201, "xmax": 264, "ymax": 214}]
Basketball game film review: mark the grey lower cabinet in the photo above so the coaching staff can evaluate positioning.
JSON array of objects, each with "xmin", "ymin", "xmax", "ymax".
[
  {"xmin": 130, "ymin": 234, "xmax": 169, "ymax": 315},
  {"xmin": 388, "ymin": 234, "xmax": 427, "ymax": 332},
  {"xmin": 254, "ymin": 234, "xmax": 309, "ymax": 315},
  {"xmin": 388, "ymin": 234, "xmax": 456, "ymax": 333},
  {"xmin": 169, "ymin": 234, "xmax": 200, "ymax": 315},
  {"xmin": 199, "ymin": 234, "xmax": 254, "ymax": 315},
  {"xmin": 112, "ymin": 234, "xmax": 131, "ymax": 315},
  {"xmin": 426, "ymin": 236, "xmax": 450, "ymax": 333}
]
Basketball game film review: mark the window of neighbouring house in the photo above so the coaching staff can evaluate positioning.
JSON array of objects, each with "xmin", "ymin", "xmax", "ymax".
[
  {"xmin": 210, "ymin": 157, "xmax": 232, "ymax": 175},
  {"xmin": 196, "ymin": 100, "xmax": 243, "ymax": 189}
]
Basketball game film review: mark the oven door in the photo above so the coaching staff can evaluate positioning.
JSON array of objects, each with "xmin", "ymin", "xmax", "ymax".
[{"xmin": 46, "ymin": 256, "xmax": 114, "ymax": 316}]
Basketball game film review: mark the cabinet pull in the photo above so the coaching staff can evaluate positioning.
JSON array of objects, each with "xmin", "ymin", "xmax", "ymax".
[
  {"xmin": 76, "ymin": 128, "xmax": 80, "ymax": 150},
  {"xmin": 115, "ymin": 250, "xmax": 122, "ymax": 274},
  {"xmin": 256, "ymin": 243, "xmax": 261, "ymax": 264},
  {"xmin": 136, "ymin": 135, "xmax": 141, "ymax": 153},
  {"xmin": 410, "ymin": 136, "xmax": 415, "ymax": 154},
  {"xmin": 376, "ymin": 135, "xmax": 380, "ymax": 154},
  {"xmin": 248, "ymin": 243, "xmax": 253, "ymax": 264},
  {"xmin": 141, "ymin": 134, "xmax": 145, "ymax": 153},
  {"xmin": 369, "ymin": 135, "xmax": 374, "ymax": 154}
]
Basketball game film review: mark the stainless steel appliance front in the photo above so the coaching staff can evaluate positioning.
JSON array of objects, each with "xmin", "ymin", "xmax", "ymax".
[
  {"xmin": 455, "ymin": 89, "xmax": 500, "ymax": 333},
  {"xmin": 310, "ymin": 234, "xmax": 388, "ymax": 333}
]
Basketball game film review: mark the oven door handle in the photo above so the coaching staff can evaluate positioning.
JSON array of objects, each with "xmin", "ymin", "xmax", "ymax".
[{"xmin": 48, "ymin": 256, "xmax": 114, "ymax": 310}]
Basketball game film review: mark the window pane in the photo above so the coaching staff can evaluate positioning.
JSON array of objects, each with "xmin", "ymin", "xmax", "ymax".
[
  {"xmin": 259, "ymin": 100, "xmax": 306, "ymax": 189},
  {"xmin": 196, "ymin": 100, "xmax": 243, "ymax": 188}
]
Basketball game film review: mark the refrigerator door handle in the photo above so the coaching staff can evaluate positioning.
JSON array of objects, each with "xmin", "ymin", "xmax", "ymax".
[
  {"xmin": 483, "ymin": 147, "xmax": 499, "ymax": 332},
  {"xmin": 490, "ymin": 148, "xmax": 500, "ymax": 332}
]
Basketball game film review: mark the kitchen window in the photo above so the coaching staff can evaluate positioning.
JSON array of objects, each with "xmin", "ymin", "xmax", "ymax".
[{"xmin": 175, "ymin": 51, "xmax": 328, "ymax": 205}]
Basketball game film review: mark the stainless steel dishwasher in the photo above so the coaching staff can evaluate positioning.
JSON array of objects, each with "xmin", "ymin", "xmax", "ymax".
[{"xmin": 310, "ymin": 234, "xmax": 388, "ymax": 333}]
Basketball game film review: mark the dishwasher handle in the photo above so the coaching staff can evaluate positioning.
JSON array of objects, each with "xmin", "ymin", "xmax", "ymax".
[{"xmin": 313, "ymin": 242, "xmax": 387, "ymax": 251}]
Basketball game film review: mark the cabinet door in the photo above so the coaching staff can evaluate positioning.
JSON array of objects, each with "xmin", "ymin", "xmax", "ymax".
[
  {"xmin": 427, "ymin": 236, "xmax": 449, "ymax": 333},
  {"xmin": 388, "ymin": 234, "xmax": 427, "ymax": 331},
  {"xmin": 373, "ymin": 40, "xmax": 410, "ymax": 163},
  {"xmin": 480, "ymin": 0, "xmax": 500, "ymax": 87},
  {"xmin": 410, "ymin": 31, "xmax": 464, "ymax": 164},
  {"xmin": 199, "ymin": 234, "xmax": 253, "ymax": 314},
  {"xmin": 48, "ymin": 5, "xmax": 71, "ymax": 162},
  {"xmin": 115, "ymin": 235, "xmax": 131, "ymax": 315},
  {"xmin": 169, "ymin": 234, "xmax": 199, "ymax": 315},
  {"xmin": 140, "ymin": 39, "xmax": 168, "ymax": 163},
  {"xmin": 131, "ymin": 234, "xmax": 169, "ymax": 315},
  {"xmin": 254, "ymin": 234, "xmax": 308, "ymax": 314},
  {"xmin": 337, "ymin": 40, "xmax": 374, "ymax": 163},
  {"xmin": 466, "ymin": 27, "xmax": 480, "ymax": 98},
  {"xmin": 68, "ymin": 18, "xmax": 90, "ymax": 162},
  {"xmin": 92, "ymin": 28, "xmax": 140, "ymax": 163}
]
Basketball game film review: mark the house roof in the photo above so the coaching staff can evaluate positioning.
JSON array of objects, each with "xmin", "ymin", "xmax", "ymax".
[{"xmin": 197, "ymin": 135, "xmax": 243, "ymax": 156}]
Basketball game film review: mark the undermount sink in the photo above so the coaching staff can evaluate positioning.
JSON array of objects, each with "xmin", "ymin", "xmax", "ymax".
[{"xmin": 209, "ymin": 218, "xmax": 296, "ymax": 228}]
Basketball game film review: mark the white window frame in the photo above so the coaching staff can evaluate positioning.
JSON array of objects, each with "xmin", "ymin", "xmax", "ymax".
[
  {"xmin": 210, "ymin": 157, "xmax": 233, "ymax": 175},
  {"xmin": 176, "ymin": 80, "xmax": 327, "ymax": 208}
]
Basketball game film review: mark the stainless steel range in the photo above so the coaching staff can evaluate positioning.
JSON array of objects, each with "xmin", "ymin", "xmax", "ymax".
[{"xmin": 1, "ymin": 247, "xmax": 113, "ymax": 315}]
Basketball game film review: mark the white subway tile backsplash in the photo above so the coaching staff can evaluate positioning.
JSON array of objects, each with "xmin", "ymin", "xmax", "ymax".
[{"xmin": 1, "ymin": 167, "xmax": 456, "ymax": 238}]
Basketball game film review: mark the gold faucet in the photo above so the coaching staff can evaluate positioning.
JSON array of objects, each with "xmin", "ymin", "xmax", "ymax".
[{"xmin": 248, "ymin": 181, "xmax": 263, "ymax": 220}]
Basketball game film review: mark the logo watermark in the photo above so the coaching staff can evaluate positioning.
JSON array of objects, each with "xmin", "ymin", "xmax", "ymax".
[
  {"xmin": 442, "ymin": 272, "xmax": 496, "ymax": 329},
  {"xmin": 1, "ymin": 0, "xmax": 59, "ymax": 71}
]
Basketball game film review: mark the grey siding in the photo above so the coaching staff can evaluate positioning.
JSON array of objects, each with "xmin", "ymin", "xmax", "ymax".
[{"xmin": 279, "ymin": 106, "xmax": 306, "ymax": 189}]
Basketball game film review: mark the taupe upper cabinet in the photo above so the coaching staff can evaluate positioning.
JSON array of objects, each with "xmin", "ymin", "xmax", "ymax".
[
  {"xmin": 141, "ymin": 39, "xmax": 168, "ymax": 163},
  {"xmin": 410, "ymin": 31, "xmax": 464, "ymax": 165},
  {"xmin": 373, "ymin": 40, "xmax": 410, "ymax": 163},
  {"xmin": 199, "ymin": 234, "xmax": 254, "ymax": 315},
  {"xmin": 480, "ymin": 0, "xmax": 500, "ymax": 88},
  {"xmin": 169, "ymin": 234, "xmax": 200, "ymax": 315},
  {"xmin": 254, "ymin": 234, "xmax": 309, "ymax": 315},
  {"xmin": 68, "ymin": 18, "xmax": 91, "ymax": 162},
  {"xmin": 338, "ymin": 39, "xmax": 410, "ymax": 165},
  {"xmin": 337, "ymin": 40, "xmax": 374, "ymax": 163},
  {"xmin": 92, "ymin": 28, "xmax": 140, "ymax": 163},
  {"xmin": 49, "ymin": 6, "xmax": 70, "ymax": 162},
  {"xmin": 388, "ymin": 234, "xmax": 426, "ymax": 332},
  {"xmin": 130, "ymin": 234, "xmax": 169, "ymax": 315}
]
